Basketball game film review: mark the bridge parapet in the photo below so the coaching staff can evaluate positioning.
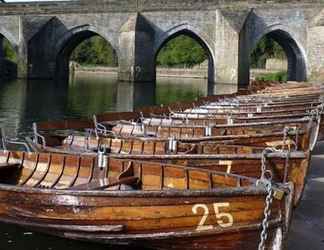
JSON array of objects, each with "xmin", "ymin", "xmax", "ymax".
[{"xmin": 0, "ymin": 0, "xmax": 323, "ymax": 15}]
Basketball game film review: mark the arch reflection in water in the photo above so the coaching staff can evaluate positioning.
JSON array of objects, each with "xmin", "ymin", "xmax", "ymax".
[
  {"xmin": 0, "ymin": 34, "xmax": 18, "ymax": 80},
  {"xmin": 0, "ymin": 74, "xmax": 208, "ymax": 139}
]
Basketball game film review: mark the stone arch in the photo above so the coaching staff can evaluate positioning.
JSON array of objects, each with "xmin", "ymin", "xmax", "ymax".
[
  {"xmin": 255, "ymin": 26, "xmax": 306, "ymax": 80},
  {"xmin": 239, "ymin": 19, "xmax": 307, "ymax": 87},
  {"xmin": 154, "ymin": 24, "xmax": 216, "ymax": 94},
  {"xmin": 55, "ymin": 25, "xmax": 119, "ymax": 81},
  {"xmin": 0, "ymin": 28, "xmax": 18, "ymax": 50}
]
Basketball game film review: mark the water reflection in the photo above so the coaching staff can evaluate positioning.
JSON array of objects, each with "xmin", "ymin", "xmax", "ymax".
[
  {"xmin": 0, "ymin": 73, "xmax": 218, "ymax": 139},
  {"xmin": 0, "ymin": 73, "xmax": 239, "ymax": 249}
]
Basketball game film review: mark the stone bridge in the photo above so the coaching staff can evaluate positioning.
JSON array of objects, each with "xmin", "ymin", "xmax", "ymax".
[{"xmin": 1, "ymin": 0, "xmax": 324, "ymax": 93}]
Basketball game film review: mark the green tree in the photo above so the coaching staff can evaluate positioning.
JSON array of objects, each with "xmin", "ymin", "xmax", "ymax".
[
  {"xmin": 251, "ymin": 36, "xmax": 286, "ymax": 68},
  {"xmin": 71, "ymin": 36, "xmax": 118, "ymax": 66},
  {"xmin": 157, "ymin": 35, "xmax": 207, "ymax": 67},
  {"xmin": 3, "ymin": 38, "xmax": 17, "ymax": 62}
]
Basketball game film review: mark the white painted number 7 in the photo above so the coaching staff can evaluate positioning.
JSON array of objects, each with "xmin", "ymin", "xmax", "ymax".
[{"xmin": 192, "ymin": 203, "xmax": 233, "ymax": 231}]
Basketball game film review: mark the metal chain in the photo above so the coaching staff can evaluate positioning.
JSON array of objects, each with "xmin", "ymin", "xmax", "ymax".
[
  {"xmin": 295, "ymin": 127, "xmax": 299, "ymax": 151},
  {"xmin": 283, "ymin": 127, "xmax": 288, "ymax": 150},
  {"xmin": 258, "ymin": 181, "xmax": 274, "ymax": 250},
  {"xmin": 283, "ymin": 126, "xmax": 298, "ymax": 151},
  {"xmin": 260, "ymin": 148, "xmax": 276, "ymax": 180},
  {"xmin": 257, "ymin": 148, "xmax": 275, "ymax": 250}
]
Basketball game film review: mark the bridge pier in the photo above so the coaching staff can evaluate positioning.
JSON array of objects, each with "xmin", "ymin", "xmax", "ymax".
[
  {"xmin": 118, "ymin": 14, "xmax": 155, "ymax": 83},
  {"xmin": 1, "ymin": 1, "xmax": 324, "ymax": 91},
  {"xmin": 0, "ymin": 36, "xmax": 4, "ymax": 58},
  {"xmin": 17, "ymin": 41, "xmax": 28, "ymax": 79},
  {"xmin": 116, "ymin": 81, "xmax": 155, "ymax": 111}
]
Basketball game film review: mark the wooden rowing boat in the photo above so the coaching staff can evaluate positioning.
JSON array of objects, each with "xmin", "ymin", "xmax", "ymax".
[
  {"xmin": 22, "ymin": 130, "xmax": 311, "ymax": 207},
  {"xmin": 0, "ymin": 150, "xmax": 293, "ymax": 249},
  {"xmin": 27, "ymin": 83, "xmax": 324, "ymax": 134},
  {"xmin": 111, "ymin": 118, "xmax": 317, "ymax": 140},
  {"xmin": 141, "ymin": 112, "xmax": 314, "ymax": 126},
  {"xmin": 111, "ymin": 150, "xmax": 310, "ymax": 207},
  {"xmin": 170, "ymin": 106, "xmax": 320, "ymax": 117},
  {"xmin": 26, "ymin": 117, "xmax": 318, "ymax": 156}
]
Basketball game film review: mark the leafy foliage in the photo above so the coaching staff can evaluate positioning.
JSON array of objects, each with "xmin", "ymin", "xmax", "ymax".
[
  {"xmin": 256, "ymin": 71, "xmax": 287, "ymax": 82},
  {"xmin": 251, "ymin": 36, "xmax": 286, "ymax": 68},
  {"xmin": 70, "ymin": 36, "xmax": 118, "ymax": 66},
  {"xmin": 68, "ymin": 33, "xmax": 285, "ymax": 70},
  {"xmin": 3, "ymin": 38, "xmax": 17, "ymax": 62},
  {"xmin": 156, "ymin": 35, "xmax": 207, "ymax": 67}
]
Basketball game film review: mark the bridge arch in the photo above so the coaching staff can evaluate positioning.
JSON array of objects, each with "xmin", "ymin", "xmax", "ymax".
[
  {"xmin": 239, "ymin": 22, "xmax": 307, "ymax": 87},
  {"xmin": 55, "ymin": 25, "xmax": 119, "ymax": 81},
  {"xmin": 0, "ymin": 28, "xmax": 18, "ymax": 49},
  {"xmin": 154, "ymin": 24, "xmax": 216, "ymax": 94}
]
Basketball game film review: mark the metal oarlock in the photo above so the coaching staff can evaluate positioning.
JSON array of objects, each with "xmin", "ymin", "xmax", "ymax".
[
  {"xmin": 168, "ymin": 137, "xmax": 177, "ymax": 153},
  {"xmin": 227, "ymin": 115, "xmax": 233, "ymax": 125},
  {"xmin": 139, "ymin": 112, "xmax": 145, "ymax": 123},
  {"xmin": 204, "ymin": 126, "xmax": 212, "ymax": 137},
  {"xmin": 257, "ymin": 106, "xmax": 262, "ymax": 113},
  {"xmin": 32, "ymin": 122, "xmax": 46, "ymax": 148},
  {"xmin": 97, "ymin": 146, "xmax": 108, "ymax": 169},
  {"xmin": 283, "ymin": 126, "xmax": 298, "ymax": 151},
  {"xmin": 0, "ymin": 128, "xmax": 6, "ymax": 151},
  {"xmin": 1, "ymin": 128, "xmax": 31, "ymax": 152}
]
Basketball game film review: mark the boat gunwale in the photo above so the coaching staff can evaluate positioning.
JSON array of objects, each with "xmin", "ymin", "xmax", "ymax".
[
  {"xmin": 31, "ymin": 128, "xmax": 308, "ymax": 143},
  {"xmin": 109, "ymin": 151, "xmax": 307, "ymax": 160},
  {"xmin": 0, "ymin": 183, "xmax": 269, "ymax": 198},
  {"xmin": 63, "ymin": 218, "xmax": 283, "ymax": 240},
  {"xmin": 117, "ymin": 117, "xmax": 311, "ymax": 129},
  {"xmin": 0, "ymin": 216, "xmax": 283, "ymax": 240}
]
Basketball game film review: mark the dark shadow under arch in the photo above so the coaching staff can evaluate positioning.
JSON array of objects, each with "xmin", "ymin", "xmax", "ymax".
[
  {"xmin": 55, "ymin": 30, "xmax": 118, "ymax": 82},
  {"xmin": 266, "ymin": 30, "xmax": 306, "ymax": 82},
  {"xmin": 155, "ymin": 29, "xmax": 215, "ymax": 95},
  {"xmin": 239, "ymin": 28, "xmax": 307, "ymax": 88},
  {"xmin": 0, "ymin": 34, "xmax": 17, "ymax": 80}
]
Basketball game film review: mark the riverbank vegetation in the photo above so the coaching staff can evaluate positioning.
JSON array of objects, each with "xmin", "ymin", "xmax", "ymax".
[
  {"xmin": 70, "ymin": 36, "xmax": 118, "ymax": 66},
  {"xmin": 251, "ymin": 36, "xmax": 286, "ymax": 68},
  {"xmin": 3, "ymin": 38, "xmax": 17, "ymax": 62},
  {"xmin": 67, "ymin": 35, "xmax": 286, "ymax": 69},
  {"xmin": 156, "ymin": 35, "xmax": 207, "ymax": 67},
  {"xmin": 256, "ymin": 71, "xmax": 287, "ymax": 82}
]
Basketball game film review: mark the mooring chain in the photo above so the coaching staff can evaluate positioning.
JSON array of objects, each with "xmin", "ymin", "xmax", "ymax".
[
  {"xmin": 259, "ymin": 147, "xmax": 276, "ymax": 180},
  {"xmin": 282, "ymin": 126, "xmax": 298, "ymax": 151},
  {"xmin": 309, "ymin": 103, "xmax": 324, "ymax": 122},
  {"xmin": 317, "ymin": 103, "xmax": 324, "ymax": 115},
  {"xmin": 295, "ymin": 127, "xmax": 300, "ymax": 151},
  {"xmin": 258, "ymin": 181, "xmax": 274, "ymax": 250},
  {"xmin": 257, "ymin": 148, "xmax": 276, "ymax": 250}
]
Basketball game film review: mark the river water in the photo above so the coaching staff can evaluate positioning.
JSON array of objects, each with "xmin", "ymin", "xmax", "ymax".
[
  {"xmin": 0, "ymin": 73, "xmax": 218, "ymax": 139},
  {"xmin": 0, "ymin": 72, "xmax": 236, "ymax": 250}
]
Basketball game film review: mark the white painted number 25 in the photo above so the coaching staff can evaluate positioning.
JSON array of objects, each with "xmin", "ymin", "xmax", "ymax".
[{"xmin": 192, "ymin": 203, "xmax": 234, "ymax": 231}]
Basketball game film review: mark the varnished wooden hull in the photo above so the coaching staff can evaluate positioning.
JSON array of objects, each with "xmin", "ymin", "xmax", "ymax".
[
  {"xmin": 111, "ymin": 118, "xmax": 316, "ymax": 140},
  {"xmin": 112, "ymin": 151, "xmax": 310, "ymax": 207},
  {"xmin": 31, "ymin": 82, "xmax": 324, "ymax": 137},
  {"xmin": 27, "ymin": 125, "xmax": 314, "ymax": 156},
  {"xmin": 0, "ymin": 150, "xmax": 294, "ymax": 249},
  {"xmin": 0, "ymin": 187, "xmax": 292, "ymax": 250}
]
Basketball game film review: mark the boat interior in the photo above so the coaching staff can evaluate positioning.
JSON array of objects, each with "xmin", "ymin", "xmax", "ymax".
[{"xmin": 0, "ymin": 151, "xmax": 256, "ymax": 191}]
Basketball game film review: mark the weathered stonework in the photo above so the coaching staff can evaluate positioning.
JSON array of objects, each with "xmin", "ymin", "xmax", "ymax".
[{"xmin": 0, "ymin": 0, "xmax": 323, "ymax": 93}]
